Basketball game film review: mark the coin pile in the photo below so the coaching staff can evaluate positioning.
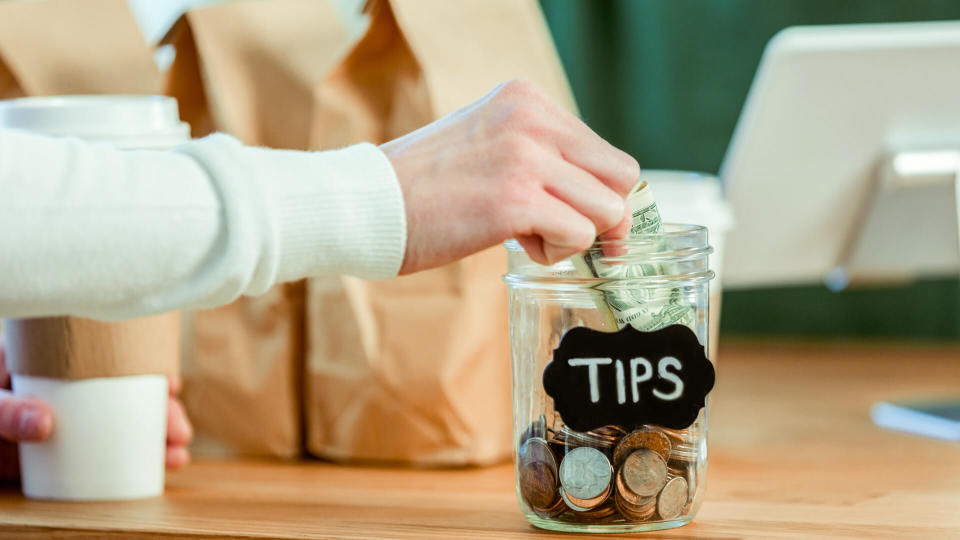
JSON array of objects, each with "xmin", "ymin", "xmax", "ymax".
[{"xmin": 518, "ymin": 416, "xmax": 699, "ymax": 524}]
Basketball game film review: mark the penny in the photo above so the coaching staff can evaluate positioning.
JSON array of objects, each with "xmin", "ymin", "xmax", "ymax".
[
  {"xmin": 656, "ymin": 476, "xmax": 689, "ymax": 520},
  {"xmin": 520, "ymin": 436, "xmax": 557, "ymax": 469},
  {"xmin": 547, "ymin": 437, "xmax": 570, "ymax": 463},
  {"xmin": 559, "ymin": 447, "xmax": 613, "ymax": 503},
  {"xmin": 572, "ymin": 499, "xmax": 617, "ymax": 521},
  {"xmin": 613, "ymin": 489, "xmax": 656, "ymax": 522},
  {"xmin": 560, "ymin": 486, "xmax": 597, "ymax": 512},
  {"xmin": 593, "ymin": 424, "xmax": 627, "ymax": 437},
  {"xmin": 587, "ymin": 425, "xmax": 626, "ymax": 444},
  {"xmin": 520, "ymin": 414, "xmax": 547, "ymax": 445},
  {"xmin": 560, "ymin": 425, "xmax": 617, "ymax": 449},
  {"xmin": 520, "ymin": 461, "xmax": 559, "ymax": 510},
  {"xmin": 531, "ymin": 496, "xmax": 566, "ymax": 519},
  {"xmin": 563, "ymin": 481, "xmax": 612, "ymax": 511},
  {"xmin": 613, "ymin": 428, "xmax": 672, "ymax": 467},
  {"xmin": 669, "ymin": 442, "xmax": 698, "ymax": 464},
  {"xmin": 654, "ymin": 425, "xmax": 692, "ymax": 446},
  {"xmin": 617, "ymin": 449, "xmax": 667, "ymax": 501},
  {"xmin": 666, "ymin": 459, "xmax": 688, "ymax": 478},
  {"xmin": 518, "ymin": 437, "xmax": 559, "ymax": 511}
]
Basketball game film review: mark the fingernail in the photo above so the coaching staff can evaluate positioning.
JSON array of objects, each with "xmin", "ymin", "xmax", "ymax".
[{"xmin": 18, "ymin": 406, "xmax": 51, "ymax": 440}]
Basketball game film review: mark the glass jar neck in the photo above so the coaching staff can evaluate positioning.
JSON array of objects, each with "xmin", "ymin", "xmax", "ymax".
[{"xmin": 504, "ymin": 224, "xmax": 714, "ymax": 288}]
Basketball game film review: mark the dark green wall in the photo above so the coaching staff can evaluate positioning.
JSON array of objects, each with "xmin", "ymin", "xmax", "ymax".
[{"xmin": 540, "ymin": 0, "xmax": 960, "ymax": 340}]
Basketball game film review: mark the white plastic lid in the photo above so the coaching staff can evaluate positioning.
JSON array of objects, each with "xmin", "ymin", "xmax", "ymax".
[
  {"xmin": 644, "ymin": 170, "xmax": 735, "ymax": 233},
  {"xmin": 0, "ymin": 95, "xmax": 190, "ymax": 149}
]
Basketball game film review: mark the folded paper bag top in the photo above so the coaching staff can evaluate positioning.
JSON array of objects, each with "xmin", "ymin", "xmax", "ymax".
[{"xmin": 3, "ymin": 316, "xmax": 179, "ymax": 379}]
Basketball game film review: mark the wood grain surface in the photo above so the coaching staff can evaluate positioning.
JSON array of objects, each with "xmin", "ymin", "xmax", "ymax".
[{"xmin": 0, "ymin": 340, "xmax": 958, "ymax": 539}]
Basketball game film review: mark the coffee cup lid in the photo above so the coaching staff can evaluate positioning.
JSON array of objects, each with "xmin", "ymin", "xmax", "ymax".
[{"xmin": 0, "ymin": 95, "xmax": 190, "ymax": 147}]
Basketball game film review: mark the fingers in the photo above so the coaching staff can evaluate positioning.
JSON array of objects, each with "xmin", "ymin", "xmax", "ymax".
[
  {"xmin": 493, "ymin": 79, "xmax": 640, "ymax": 197},
  {"xmin": 0, "ymin": 339, "xmax": 9, "ymax": 388},
  {"xmin": 166, "ymin": 396, "xmax": 192, "ymax": 470},
  {"xmin": 168, "ymin": 373, "xmax": 182, "ymax": 396},
  {"xmin": 553, "ymin": 122, "xmax": 640, "ymax": 197},
  {"xmin": 543, "ymin": 161, "xmax": 627, "ymax": 237},
  {"xmin": 0, "ymin": 390, "xmax": 53, "ymax": 442},
  {"xmin": 166, "ymin": 397, "xmax": 192, "ymax": 448},
  {"xmin": 515, "ymin": 234, "xmax": 546, "ymax": 264},
  {"xmin": 165, "ymin": 444, "xmax": 190, "ymax": 470},
  {"xmin": 519, "ymin": 193, "xmax": 597, "ymax": 265},
  {"xmin": 598, "ymin": 204, "xmax": 633, "ymax": 257}
]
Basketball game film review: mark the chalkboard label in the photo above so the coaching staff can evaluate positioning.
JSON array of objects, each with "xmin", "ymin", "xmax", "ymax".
[{"xmin": 543, "ymin": 324, "xmax": 714, "ymax": 431}]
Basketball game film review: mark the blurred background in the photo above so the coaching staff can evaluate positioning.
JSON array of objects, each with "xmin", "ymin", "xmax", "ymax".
[{"xmin": 538, "ymin": 0, "xmax": 960, "ymax": 341}]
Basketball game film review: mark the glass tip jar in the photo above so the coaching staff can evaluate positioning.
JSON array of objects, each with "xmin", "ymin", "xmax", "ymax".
[{"xmin": 504, "ymin": 224, "xmax": 715, "ymax": 533}]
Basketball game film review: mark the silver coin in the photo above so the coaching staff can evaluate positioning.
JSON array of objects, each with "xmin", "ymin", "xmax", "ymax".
[
  {"xmin": 559, "ymin": 446, "xmax": 613, "ymax": 501},
  {"xmin": 619, "ymin": 448, "xmax": 668, "ymax": 499},
  {"xmin": 657, "ymin": 476, "xmax": 689, "ymax": 520}
]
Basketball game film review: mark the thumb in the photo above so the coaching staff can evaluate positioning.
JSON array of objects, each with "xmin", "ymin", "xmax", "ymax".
[{"xmin": 0, "ymin": 390, "xmax": 53, "ymax": 442}]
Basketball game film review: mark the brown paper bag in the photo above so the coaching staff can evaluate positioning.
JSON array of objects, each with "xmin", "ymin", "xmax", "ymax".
[
  {"xmin": 0, "ymin": 0, "xmax": 175, "ymax": 384},
  {"xmin": 306, "ymin": 0, "xmax": 576, "ymax": 465},
  {"xmin": 162, "ymin": 0, "xmax": 351, "ymax": 145},
  {"xmin": 162, "ymin": 0, "xmax": 351, "ymax": 458},
  {"xmin": 0, "ymin": 0, "xmax": 160, "ymax": 98}
]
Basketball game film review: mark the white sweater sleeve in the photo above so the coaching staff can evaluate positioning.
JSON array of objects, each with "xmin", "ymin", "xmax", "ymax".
[{"xmin": 0, "ymin": 129, "xmax": 406, "ymax": 320}]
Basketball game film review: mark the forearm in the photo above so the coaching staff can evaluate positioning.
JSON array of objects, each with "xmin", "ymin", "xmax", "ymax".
[{"xmin": 0, "ymin": 130, "xmax": 405, "ymax": 320}]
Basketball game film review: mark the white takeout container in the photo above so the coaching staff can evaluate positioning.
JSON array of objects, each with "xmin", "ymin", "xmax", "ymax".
[{"xmin": 645, "ymin": 170, "xmax": 734, "ymax": 358}]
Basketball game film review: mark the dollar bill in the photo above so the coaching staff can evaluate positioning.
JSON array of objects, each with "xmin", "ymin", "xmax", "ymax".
[{"xmin": 572, "ymin": 181, "xmax": 695, "ymax": 332}]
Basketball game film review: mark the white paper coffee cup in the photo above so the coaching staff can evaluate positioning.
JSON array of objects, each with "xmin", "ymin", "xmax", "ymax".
[
  {"xmin": 645, "ymin": 170, "xmax": 734, "ymax": 359},
  {"xmin": 0, "ymin": 95, "xmax": 189, "ymax": 500},
  {"xmin": 12, "ymin": 375, "xmax": 168, "ymax": 500}
]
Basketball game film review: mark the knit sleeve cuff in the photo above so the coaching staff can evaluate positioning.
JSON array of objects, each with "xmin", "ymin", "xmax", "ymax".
[{"xmin": 260, "ymin": 142, "xmax": 407, "ymax": 282}]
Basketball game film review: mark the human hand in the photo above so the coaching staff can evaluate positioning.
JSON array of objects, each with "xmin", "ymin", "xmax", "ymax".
[
  {"xmin": 382, "ymin": 79, "xmax": 639, "ymax": 274},
  {"xmin": 0, "ymin": 339, "xmax": 193, "ymax": 482},
  {"xmin": 164, "ymin": 373, "xmax": 193, "ymax": 470}
]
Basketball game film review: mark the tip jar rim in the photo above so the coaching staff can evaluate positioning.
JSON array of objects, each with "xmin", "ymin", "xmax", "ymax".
[
  {"xmin": 504, "ymin": 224, "xmax": 710, "ymax": 252},
  {"xmin": 503, "ymin": 223, "xmax": 715, "ymax": 287}
]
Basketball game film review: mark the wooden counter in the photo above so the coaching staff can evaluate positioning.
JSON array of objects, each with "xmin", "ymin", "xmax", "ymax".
[{"xmin": 0, "ymin": 340, "xmax": 958, "ymax": 539}]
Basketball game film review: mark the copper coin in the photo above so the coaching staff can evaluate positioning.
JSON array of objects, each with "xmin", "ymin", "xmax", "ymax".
[
  {"xmin": 561, "ymin": 425, "xmax": 617, "ymax": 449},
  {"xmin": 572, "ymin": 499, "xmax": 618, "ymax": 522},
  {"xmin": 520, "ymin": 414, "xmax": 547, "ymax": 445},
  {"xmin": 520, "ymin": 461, "xmax": 559, "ymax": 510},
  {"xmin": 654, "ymin": 425, "xmax": 692, "ymax": 446},
  {"xmin": 666, "ymin": 459, "xmax": 688, "ymax": 478},
  {"xmin": 560, "ymin": 486, "xmax": 594, "ymax": 512},
  {"xmin": 562, "ymin": 480, "xmax": 612, "ymax": 511},
  {"xmin": 613, "ymin": 428, "xmax": 672, "ymax": 467},
  {"xmin": 614, "ymin": 490, "xmax": 656, "ymax": 522},
  {"xmin": 669, "ymin": 442, "xmax": 699, "ymax": 464},
  {"xmin": 520, "ymin": 436, "xmax": 557, "ymax": 468},
  {"xmin": 560, "ymin": 484, "xmax": 612, "ymax": 514},
  {"xmin": 532, "ymin": 495, "xmax": 566, "ymax": 518},
  {"xmin": 518, "ymin": 437, "xmax": 559, "ymax": 510},
  {"xmin": 593, "ymin": 424, "xmax": 627, "ymax": 437}
]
